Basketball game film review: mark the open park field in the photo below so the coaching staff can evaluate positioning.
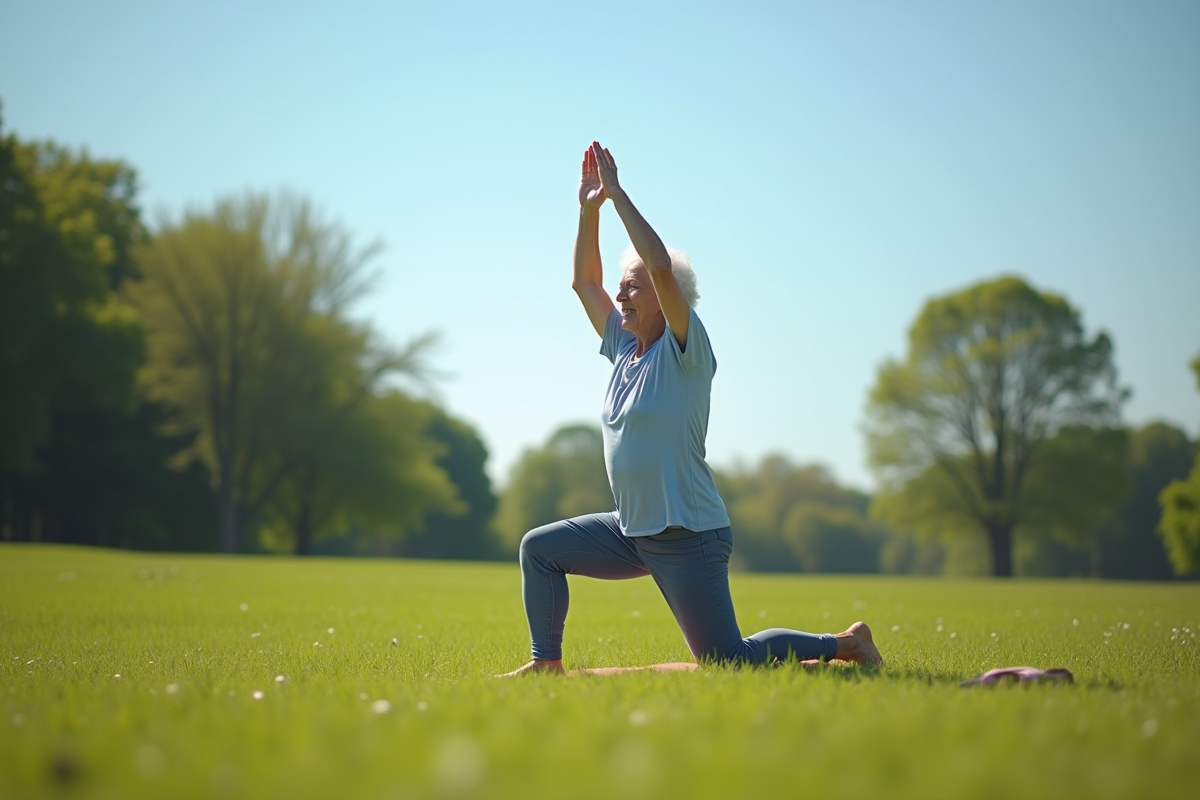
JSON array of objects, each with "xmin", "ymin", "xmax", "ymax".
[{"xmin": 2, "ymin": 544, "xmax": 1198, "ymax": 799}]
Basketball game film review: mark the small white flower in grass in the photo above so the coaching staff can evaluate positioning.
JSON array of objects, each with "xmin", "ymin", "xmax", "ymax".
[
  {"xmin": 313, "ymin": 642, "xmax": 321, "ymax": 647},
  {"xmin": 114, "ymin": 674, "xmax": 121, "ymax": 678},
  {"xmin": 1122, "ymin": 623, "xmax": 1130, "ymax": 630},
  {"xmin": 166, "ymin": 684, "xmax": 179, "ymax": 695},
  {"xmin": 252, "ymin": 690, "xmax": 264, "ymax": 700},
  {"xmin": 391, "ymin": 638, "xmax": 398, "ymax": 647},
  {"xmin": 759, "ymin": 610, "xmax": 767, "ymax": 618},
  {"xmin": 950, "ymin": 632, "xmax": 957, "ymax": 639},
  {"xmin": 275, "ymin": 675, "xmax": 285, "ymax": 683},
  {"xmin": 250, "ymin": 632, "xmax": 261, "ymax": 638},
  {"xmin": 416, "ymin": 701, "xmax": 429, "ymax": 711},
  {"xmin": 26, "ymin": 660, "xmax": 34, "ymax": 665},
  {"xmin": 1073, "ymin": 619, "xmax": 1080, "ymax": 626},
  {"xmin": 240, "ymin": 603, "xmax": 249, "ymax": 612},
  {"xmin": 371, "ymin": 699, "xmax": 391, "ymax": 714},
  {"xmin": 991, "ymin": 632, "xmax": 998, "ymax": 638},
  {"xmin": 628, "ymin": 709, "xmax": 649, "ymax": 726},
  {"xmin": 417, "ymin": 635, "xmax": 424, "ymax": 640},
  {"xmin": 631, "ymin": 610, "xmax": 641, "ymax": 618},
  {"xmin": 359, "ymin": 693, "xmax": 368, "ymax": 700},
  {"xmin": 1104, "ymin": 632, "xmax": 1113, "ymax": 638},
  {"xmin": 936, "ymin": 625, "xmax": 944, "ymax": 633},
  {"xmin": 891, "ymin": 625, "xmax": 901, "ymax": 632}
]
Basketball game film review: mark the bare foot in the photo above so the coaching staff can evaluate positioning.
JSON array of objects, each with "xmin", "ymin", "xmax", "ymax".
[
  {"xmin": 495, "ymin": 659, "xmax": 566, "ymax": 678},
  {"xmin": 832, "ymin": 621, "xmax": 884, "ymax": 665}
]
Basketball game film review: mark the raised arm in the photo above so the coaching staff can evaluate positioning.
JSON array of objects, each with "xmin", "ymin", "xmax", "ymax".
[
  {"xmin": 573, "ymin": 147, "xmax": 616, "ymax": 337},
  {"xmin": 591, "ymin": 142, "xmax": 690, "ymax": 349}
]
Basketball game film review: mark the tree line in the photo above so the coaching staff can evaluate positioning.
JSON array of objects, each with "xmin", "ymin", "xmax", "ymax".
[
  {"xmin": 3, "ymin": 109, "xmax": 1198, "ymax": 576},
  {"xmin": 496, "ymin": 420, "xmax": 1197, "ymax": 579}
]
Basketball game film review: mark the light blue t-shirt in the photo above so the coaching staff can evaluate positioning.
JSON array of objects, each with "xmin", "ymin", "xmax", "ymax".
[{"xmin": 599, "ymin": 307, "xmax": 731, "ymax": 538}]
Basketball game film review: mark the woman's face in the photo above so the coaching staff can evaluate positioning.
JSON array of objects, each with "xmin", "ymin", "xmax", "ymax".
[{"xmin": 615, "ymin": 263, "xmax": 663, "ymax": 338}]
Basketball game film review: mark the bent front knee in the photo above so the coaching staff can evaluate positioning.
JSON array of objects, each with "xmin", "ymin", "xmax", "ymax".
[{"xmin": 518, "ymin": 524, "xmax": 555, "ymax": 567}]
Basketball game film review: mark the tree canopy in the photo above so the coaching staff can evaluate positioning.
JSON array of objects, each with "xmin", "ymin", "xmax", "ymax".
[
  {"xmin": 865, "ymin": 275, "xmax": 1128, "ymax": 576},
  {"xmin": 1158, "ymin": 352, "xmax": 1200, "ymax": 575},
  {"xmin": 1090, "ymin": 422, "xmax": 1194, "ymax": 579},
  {"xmin": 398, "ymin": 405, "xmax": 503, "ymax": 560},
  {"xmin": 0, "ymin": 119, "xmax": 142, "ymax": 478}
]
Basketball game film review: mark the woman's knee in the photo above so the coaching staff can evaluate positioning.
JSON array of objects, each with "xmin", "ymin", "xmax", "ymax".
[{"xmin": 519, "ymin": 521, "xmax": 564, "ymax": 566}]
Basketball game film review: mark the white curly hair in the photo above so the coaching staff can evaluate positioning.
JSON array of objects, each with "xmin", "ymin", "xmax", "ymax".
[{"xmin": 618, "ymin": 246, "xmax": 699, "ymax": 307}]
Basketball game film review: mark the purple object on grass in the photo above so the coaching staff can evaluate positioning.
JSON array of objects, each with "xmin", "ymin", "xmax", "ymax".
[{"xmin": 959, "ymin": 666, "xmax": 1074, "ymax": 687}]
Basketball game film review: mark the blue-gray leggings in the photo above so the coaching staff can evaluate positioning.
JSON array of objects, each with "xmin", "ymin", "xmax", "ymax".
[{"xmin": 519, "ymin": 512, "xmax": 838, "ymax": 664}]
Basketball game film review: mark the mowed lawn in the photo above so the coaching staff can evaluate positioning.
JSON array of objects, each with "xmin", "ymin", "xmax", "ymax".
[{"xmin": 1, "ymin": 545, "xmax": 1198, "ymax": 799}]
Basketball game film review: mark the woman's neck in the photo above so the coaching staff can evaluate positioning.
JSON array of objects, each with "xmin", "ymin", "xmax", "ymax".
[{"xmin": 633, "ymin": 318, "xmax": 666, "ymax": 358}]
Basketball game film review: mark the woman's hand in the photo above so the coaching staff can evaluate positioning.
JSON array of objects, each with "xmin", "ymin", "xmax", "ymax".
[
  {"xmin": 579, "ymin": 147, "xmax": 606, "ymax": 209},
  {"xmin": 591, "ymin": 141, "xmax": 623, "ymax": 200}
]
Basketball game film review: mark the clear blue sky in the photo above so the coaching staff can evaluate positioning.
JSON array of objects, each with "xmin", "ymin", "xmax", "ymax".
[{"xmin": 3, "ymin": 0, "xmax": 1198, "ymax": 489}]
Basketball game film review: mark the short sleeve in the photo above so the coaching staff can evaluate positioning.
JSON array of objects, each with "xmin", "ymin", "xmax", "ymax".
[
  {"xmin": 664, "ymin": 308, "xmax": 717, "ymax": 375},
  {"xmin": 600, "ymin": 308, "xmax": 634, "ymax": 364}
]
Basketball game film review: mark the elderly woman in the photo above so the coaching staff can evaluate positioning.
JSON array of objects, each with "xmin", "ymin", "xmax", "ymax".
[{"xmin": 501, "ymin": 142, "xmax": 883, "ymax": 677}]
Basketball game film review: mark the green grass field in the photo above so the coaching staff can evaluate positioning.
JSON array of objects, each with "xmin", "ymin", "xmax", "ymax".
[{"xmin": 2, "ymin": 544, "xmax": 1198, "ymax": 799}]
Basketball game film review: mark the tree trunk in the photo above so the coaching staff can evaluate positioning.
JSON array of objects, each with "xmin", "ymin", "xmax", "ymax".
[{"xmin": 986, "ymin": 521, "xmax": 1014, "ymax": 577}]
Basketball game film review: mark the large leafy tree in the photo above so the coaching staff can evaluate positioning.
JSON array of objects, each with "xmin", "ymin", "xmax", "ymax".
[
  {"xmin": 0, "ymin": 115, "xmax": 142, "ymax": 480},
  {"xmin": 0, "ymin": 113, "xmax": 216, "ymax": 546},
  {"xmin": 1158, "ymin": 352, "xmax": 1200, "ymax": 575},
  {"xmin": 865, "ymin": 275, "xmax": 1127, "ymax": 577},
  {"xmin": 495, "ymin": 424, "xmax": 613, "ymax": 549},
  {"xmin": 128, "ymin": 193, "xmax": 432, "ymax": 552}
]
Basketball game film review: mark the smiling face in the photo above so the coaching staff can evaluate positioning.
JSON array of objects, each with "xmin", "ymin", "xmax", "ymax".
[{"xmin": 615, "ymin": 262, "xmax": 664, "ymax": 340}]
